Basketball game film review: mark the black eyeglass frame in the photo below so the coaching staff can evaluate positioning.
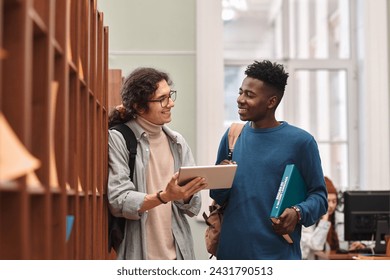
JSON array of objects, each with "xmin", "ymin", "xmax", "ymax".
[{"xmin": 148, "ymin": 90, "xmax": 177, "ymax": 107}]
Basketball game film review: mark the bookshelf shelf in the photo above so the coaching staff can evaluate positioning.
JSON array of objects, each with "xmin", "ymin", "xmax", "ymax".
[
  {"xmin": 27, "ymin": 184, "xmax": 46, "ymax": 195},
  {"xmin": 0, "ymin": 0, "xmax": 111, "ymax": 260},
  {"xmin": 68, "ymin": 60, "xmax": 77, "ymax": 73},
  {"xmin": 0, "ymin": 182, "xmax": 20, "ymax": 192},
  {"xmin": 30, "ymin": 9, "xmax": 48, "ymax": 35},
  {"xmin": 53, "ymin": 39, "xmax": 64, "ymax": 57}
]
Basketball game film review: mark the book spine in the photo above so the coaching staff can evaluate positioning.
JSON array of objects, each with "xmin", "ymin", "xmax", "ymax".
[
  {"xmin": 275, "ymin": 176, "xmax": 288, "ymax": 210},
  {"xmin": 271, "ymin": 171, "xmax": 294, "ymax": 244},
  {"xmin": 270, "ymin": 175, "xmax": 289, "ymax": 218}
]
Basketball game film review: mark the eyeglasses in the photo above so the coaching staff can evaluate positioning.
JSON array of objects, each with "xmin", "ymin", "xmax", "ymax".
[{"xmin": 148, "ymin": 90, "xmax": 177, "ymax": 107}]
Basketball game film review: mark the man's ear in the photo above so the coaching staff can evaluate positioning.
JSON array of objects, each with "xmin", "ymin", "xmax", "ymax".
[
  {"xmin": 268, "ymin": 96, "xmax": 278, "ymax": 109},
  {"xmin": 134, "ymin": 104, "xmax": 144, "ymax": 115}
]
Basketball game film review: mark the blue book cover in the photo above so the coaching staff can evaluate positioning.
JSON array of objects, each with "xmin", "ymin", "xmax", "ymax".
[{"xmin": 270, "ymin": 164, "xmax": 307, "ymax": 243}]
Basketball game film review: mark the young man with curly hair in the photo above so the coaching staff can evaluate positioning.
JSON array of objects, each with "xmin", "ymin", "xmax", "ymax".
[{"xmin": 108, "ymin": 67, "xmax": 206, "ymax": 260}]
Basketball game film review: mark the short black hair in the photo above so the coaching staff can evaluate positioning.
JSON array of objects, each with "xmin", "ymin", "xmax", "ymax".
[{"xmin": 244, "ymin": 60, "xmax": 289, "ymax": 93}]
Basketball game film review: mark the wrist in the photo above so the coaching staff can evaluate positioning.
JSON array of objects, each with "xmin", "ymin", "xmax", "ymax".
[
  {"xmin": 291, "ymin": 206, "xmax": 302, "ymax": 223},
  {"xmin": 156, "ymin": 190, "xmax": 168, "ymax": 204}
]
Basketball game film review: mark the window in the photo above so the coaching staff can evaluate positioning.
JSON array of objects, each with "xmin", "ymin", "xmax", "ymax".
[{"xmin": 222, "ymin": 0, "xmax": 357, "ymax": 190}]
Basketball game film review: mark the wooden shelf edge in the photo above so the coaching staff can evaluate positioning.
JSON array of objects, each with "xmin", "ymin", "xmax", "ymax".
[
  {"xmin": 0, "ymin": 181, "xmax": 20, "ymax": 192},
  {"xmin": 78, "ymin": 191, "xmax": 86, "ymax": 196},
  {"xmin": 27, "ymin": 185, "xmax": 46, "ymax": 194},
  {"xmin": 79, "ymin": 78, "xmax": 87, "ymax": 88},
  {"xmin": 53, "ymin": 38, "xmax": 64, "ymax": 57},
  {"xmin": 66, "ymin": 189, "xmax": 77, "ymax": 196},
  {"xmin": 50, "ymin": 186, "xmax": 62, "ymax": 194},
  {"xmin": 29, "ymin": 9, "xmax": 48, "ymax": 34},
  {"xmin": 68, "ymin": 60, "xmax": 78, "ymax": 73}
]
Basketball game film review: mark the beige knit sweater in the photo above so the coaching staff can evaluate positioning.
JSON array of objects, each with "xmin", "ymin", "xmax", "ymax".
[{"xmin": 136, "ymin": 116, "xmax": 176, "ymax": 260}]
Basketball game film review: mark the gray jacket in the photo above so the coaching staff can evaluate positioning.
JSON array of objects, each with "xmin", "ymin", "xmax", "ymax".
[{"xmin": 107, "ymin": 120, "xmax": 201, "ymax": 259}]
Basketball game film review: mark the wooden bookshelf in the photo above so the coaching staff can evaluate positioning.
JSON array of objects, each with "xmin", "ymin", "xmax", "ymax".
[
  {"xmin": 0, "ymin": 0, "xmax": 111, "ymax": 259},
  {"xmin": 108, "ymin": 69, "xmax": 123, "ymax": 112}
]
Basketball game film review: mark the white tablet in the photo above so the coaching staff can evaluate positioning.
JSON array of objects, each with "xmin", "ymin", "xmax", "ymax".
[{"xmin": 177, "ymin": 164, "xmax": 237, "ymax": 189}]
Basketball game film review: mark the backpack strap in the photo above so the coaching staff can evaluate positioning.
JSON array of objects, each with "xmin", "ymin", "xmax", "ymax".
[
  {"xmin": 107, "ymin": 123, "xmax": 137, "ymax": 253},
  {"xmin": 110, "ymin": 123, "xmax": 137, "ymax": 180},
  {"xmin": 227, "ymin": 123, "xmax": 244, "ymax": 160}
]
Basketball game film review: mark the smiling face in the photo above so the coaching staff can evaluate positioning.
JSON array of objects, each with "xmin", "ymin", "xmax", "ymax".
[
  {"xmin": 138, "ymin": 79, "xmax": 174, "ymax": 125},
  {"xmin": 237, "ymin": 77, "xmax": 279, "ymax": 129}
]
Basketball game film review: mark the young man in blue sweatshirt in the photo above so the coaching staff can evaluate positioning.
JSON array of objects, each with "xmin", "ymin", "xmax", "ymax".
[{"xmin": 210, "ymin": 60, "xmax": 328, "ymax": 260}]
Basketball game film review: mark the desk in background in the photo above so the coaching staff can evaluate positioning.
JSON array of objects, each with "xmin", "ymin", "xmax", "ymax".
[
  {"xmin": 315, "ymin": 250, "xmax": 357, "ymax": 260},
  {"xmin": 353, "ymin": 254, "xmax": 390, "ymax": 260},
  {"xmin": 315, "ymin": 250, "xmax": 390, "ymax": 260}
]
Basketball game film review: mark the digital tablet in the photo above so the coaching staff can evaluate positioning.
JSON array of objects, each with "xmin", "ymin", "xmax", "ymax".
[{"xmin": 177, "ymin": 164, "xmax": 237, "ymax": 189}]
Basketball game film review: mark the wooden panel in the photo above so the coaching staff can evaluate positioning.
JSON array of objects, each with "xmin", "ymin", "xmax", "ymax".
[
  {"xmin": 0, "ymin": 191, "xmax": 29, "ymax": 259},
  {"xmin": 108, "ymin": 69, "xmax": 123, "ymax": 111},
  {"xmin": 2, "ymin": 0, "xmax": 33, "ymax": 145},
  {"xmin": 0, "ymin": 0, "xmax": 4, "ymax": 108}
]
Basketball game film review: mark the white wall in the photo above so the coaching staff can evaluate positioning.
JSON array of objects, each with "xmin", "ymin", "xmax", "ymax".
[
  {"xmin": 98, "ymin": 0, "xmax": 197, "ymax": 155},
  {"xmin": 358, "ymin": 0, "xmax": 390, "ymax": 190}
]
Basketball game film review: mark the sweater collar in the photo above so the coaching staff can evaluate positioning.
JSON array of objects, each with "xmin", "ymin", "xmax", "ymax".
[{"xmin": 135, "ymin": 116, "xmax": 163, "ymax": 139}]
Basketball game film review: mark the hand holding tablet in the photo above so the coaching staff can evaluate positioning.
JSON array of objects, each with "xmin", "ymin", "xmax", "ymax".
[{"xmin": 177, "ymin": 164, "xmax": 237, "ymax": 189}]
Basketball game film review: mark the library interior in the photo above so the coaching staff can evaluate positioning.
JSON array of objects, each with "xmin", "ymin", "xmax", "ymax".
[{"xmin": 0, "ymin": 0, "xmax": 389, "ymax": 260}]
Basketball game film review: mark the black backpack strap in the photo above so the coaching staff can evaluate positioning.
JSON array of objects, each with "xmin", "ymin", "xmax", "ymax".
[
  {"xmin": 108, "ymin": 123, "xmax": 137, "ymax": 253},
  {"xmin": 110, "ymin": 123, "xmax": 137, "ymax": 180}
]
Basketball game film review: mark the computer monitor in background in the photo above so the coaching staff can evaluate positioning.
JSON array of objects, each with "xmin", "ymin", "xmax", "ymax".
[{"xmin": 343, "ymin": 190, "xmax": 390, "ymax": 254}]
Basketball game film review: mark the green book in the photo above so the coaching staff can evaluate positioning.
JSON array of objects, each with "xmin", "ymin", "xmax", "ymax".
[{"xmin": 270, "ymin": 164, "xmax": 307, "ymax": 243}]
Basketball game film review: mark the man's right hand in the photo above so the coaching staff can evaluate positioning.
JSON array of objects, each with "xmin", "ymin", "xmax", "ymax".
[{"xmin": 219, "ymin": 159, "xmax": 236, "ymax": 165}]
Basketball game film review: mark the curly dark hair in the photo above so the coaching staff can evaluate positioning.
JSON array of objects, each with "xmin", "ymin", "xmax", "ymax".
[
  {"xmin": 244, "ymin": 60, "xmax": 289, "ymax": 95},
  {"xmin": 108, "ymin": 67, "xmax": 172, "ymax": 127}
]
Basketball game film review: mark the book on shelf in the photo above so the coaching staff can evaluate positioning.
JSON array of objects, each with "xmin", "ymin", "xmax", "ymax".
[{"xmin": 270, "ymin": 164, "xmax": 307, "ymax": 244}]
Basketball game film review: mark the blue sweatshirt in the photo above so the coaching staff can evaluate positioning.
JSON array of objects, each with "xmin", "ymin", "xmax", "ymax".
[{"xmin": 210, "ymin": 121, "xmax": 327, "ymax": 260}]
